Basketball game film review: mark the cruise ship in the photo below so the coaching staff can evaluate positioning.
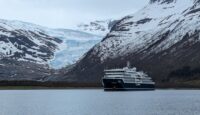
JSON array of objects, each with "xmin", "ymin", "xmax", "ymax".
[{"xmin": 102, "ymin": 65, "xmax": 155, "ymax": 91}]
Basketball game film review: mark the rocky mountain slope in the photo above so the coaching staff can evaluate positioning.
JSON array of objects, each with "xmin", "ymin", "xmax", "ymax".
[
  {"xmin": 0, "ymin": 58, "xmax": 52, "ymax": 81},
  {"xmin": 0, "ymin": 19, "xmax": 62, "ymax": 64},
  {"xmin": 64, "ymin": 0, "xmax": 200, "ymax": 86}
]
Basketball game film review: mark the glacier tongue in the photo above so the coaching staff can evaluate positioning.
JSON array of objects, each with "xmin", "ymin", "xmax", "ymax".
[{"xmin": 48, "ymin": 29, "xmax": 102, "ymax": 69}]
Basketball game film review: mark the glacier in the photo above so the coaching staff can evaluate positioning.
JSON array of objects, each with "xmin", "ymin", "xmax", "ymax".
[{"xmin": 0, "ymin": 19, "xmax": 103, "ymax": 69}]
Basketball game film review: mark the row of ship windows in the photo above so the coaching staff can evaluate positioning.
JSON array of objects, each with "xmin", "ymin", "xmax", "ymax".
[
  {"xmin": 123, "ymin": 80, "xmax": 153, "ymax": 83},
  {"xmin": 123, "ymin": 79, "xmax": 152, "ymax": 82}
]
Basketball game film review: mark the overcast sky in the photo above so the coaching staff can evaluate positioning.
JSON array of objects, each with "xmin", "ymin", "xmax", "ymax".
[{"xmin": 0, "ymin": 0, "xmax": 149, "ymax": 29}]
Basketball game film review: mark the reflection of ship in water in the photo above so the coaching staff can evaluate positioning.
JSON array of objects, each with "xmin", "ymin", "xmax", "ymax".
[{"xmin": 102, "ymin": 62, "xmax": 155, "ymax": 91}]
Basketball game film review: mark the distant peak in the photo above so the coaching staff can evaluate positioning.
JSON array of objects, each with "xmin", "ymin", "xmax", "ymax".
[{"xmin": 149, "ymin": 0, "xmax": 175, "ymax": 4}]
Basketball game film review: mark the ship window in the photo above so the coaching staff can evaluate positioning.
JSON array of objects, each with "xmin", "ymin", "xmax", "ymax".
[
  {"xmin": 105, "ymin": 71, "xmax": 125, "ymax": 73},
  {"xmin": 106, "ymin": 74, "xmax": 124, "ymax": 75}
]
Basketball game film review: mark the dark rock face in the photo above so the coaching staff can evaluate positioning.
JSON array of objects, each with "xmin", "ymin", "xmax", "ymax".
[
  {"xmin": 136, "ymin": 18, "xmax": 152, "ymax": 25},
  {"xmin": 0, "ymin": 58, "xmax": 53, "ymax": 81},
  {"xmin": 61, "ymin": 0, "xmax": 200, "ymax": 87},
  {"xmin": 108, "ymin": 20, "xmax": 120, "ymax": 30}
]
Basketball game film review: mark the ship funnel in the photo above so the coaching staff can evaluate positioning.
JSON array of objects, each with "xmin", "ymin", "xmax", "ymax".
[{"xmin": 127, "ymin": 61, "xmax": 131, "ymax": 68}]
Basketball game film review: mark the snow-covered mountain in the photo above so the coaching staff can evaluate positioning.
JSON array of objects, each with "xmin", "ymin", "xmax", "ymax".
[
  {"xmin": 76, "ymin": 19, "xmax": 118, "ymax": 36},
  {"xmin": 64, "ymin": 0, "xmax": 200, "ymax": 84},
  {"xmin": 91, "ymin": 0, "xmax": 197, "ymax": 61},
  {"xmin": 0, "ymin": 19, "xmax": 101, "ymax": 68},
  {"xmin": 0, "ymin": 19, "xmax": 62, "ymax": 64}
]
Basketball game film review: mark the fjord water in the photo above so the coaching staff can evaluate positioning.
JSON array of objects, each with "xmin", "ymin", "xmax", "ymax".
[{"xmin": 0, "ymin": 90, "xmax": 200, "ymax": 115}]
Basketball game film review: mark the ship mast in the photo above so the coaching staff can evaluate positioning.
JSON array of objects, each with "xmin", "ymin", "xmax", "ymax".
[{"xmin": 127, "ymin": 61, "xmax": 131, "ymax": 68}]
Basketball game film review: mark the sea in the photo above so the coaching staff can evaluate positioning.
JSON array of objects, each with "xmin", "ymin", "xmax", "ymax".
[{"xmin": 0, "ymin": 89, "xmax": 199, "ymax": 115}]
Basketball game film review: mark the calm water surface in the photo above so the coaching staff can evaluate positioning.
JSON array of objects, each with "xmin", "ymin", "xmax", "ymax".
[{"xmin": 0, "ymin": 89, "xmax": 200, "ymax": 115}]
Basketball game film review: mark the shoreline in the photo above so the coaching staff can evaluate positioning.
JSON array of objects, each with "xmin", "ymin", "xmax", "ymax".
[
  {"xmin": 0, "ymin": 86, "xmax": 200, "ymax": 90},
  {"xmin": 0, "ymin": 81, "xmax": 199, "ymax": 90},
  {"xmin": 0, "ymin": 86, "xmax": 103, "ymax": 90}
]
